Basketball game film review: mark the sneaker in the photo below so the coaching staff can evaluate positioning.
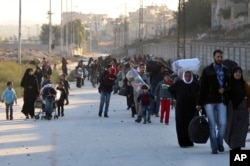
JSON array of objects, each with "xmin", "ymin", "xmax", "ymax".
[
  {"xmin": 160, "ymin": 119, "xmax": 163, "ymax": 123},
  {"xmin": 165, "ymin": 122, "xmax": 169, "ymax": 125},
  {"xmin": 98, "ymin": 112, "xmax": 102, "ymax": 117},
  {"xmin": 104, "ymin": 114, "xmax": 109, "ymax": 118},
  {"xmin": 148, "ymin": 120, "xmax": 152, "ymax": 123},
  {"xmin": 143, "ymin": 121, "xmax": 146, "ymax": 124},
  {"xmin": 211, "ymin": 149, "xmax": 218, "ymax": 154},
  {"xmin": 218, "ymin": 146, "xmax": 224, "ymax": 152}
]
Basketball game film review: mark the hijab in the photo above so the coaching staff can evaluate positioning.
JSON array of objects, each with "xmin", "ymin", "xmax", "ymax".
[
  {"xmin": 230, "ymin": 66, "xmax": 246, "ymax": 109},
  {"xmin": 182, "ymin": 71, "xmax": 193, "ymax": 84},
  {"xmin": 20, "ymin": 68, "xmax": 33, "ymax": 88}
]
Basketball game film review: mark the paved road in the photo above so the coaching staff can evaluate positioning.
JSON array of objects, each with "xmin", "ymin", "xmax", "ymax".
[{"xmin": 0, "ymin": 80, "xmax": 248, "ymax": 166}]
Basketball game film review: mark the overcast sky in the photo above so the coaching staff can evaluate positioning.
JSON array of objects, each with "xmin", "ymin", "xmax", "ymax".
[{"xmin": 0, "ymin": 0, "xmax": 178, "ymax": 25}]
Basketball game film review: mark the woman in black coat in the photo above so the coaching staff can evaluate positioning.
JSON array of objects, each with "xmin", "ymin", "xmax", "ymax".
[
  {"xmin": 21, "ymin": 68, "xmax": 39, "ymax": 119},
  {"xmin": 168, "ymin": 71, "xmax": 200, "ymax": 147}
]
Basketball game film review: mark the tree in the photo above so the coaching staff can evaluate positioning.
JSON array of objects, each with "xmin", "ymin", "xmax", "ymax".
[
  {"xmin": 63, "ymin": 19, "xmax": 86, "ymax": 49},
  {"xmin": 39, "ymin": 24, "xmax": 61, "ymax": 45},
  {"xmin": 174, "ymin": 0, "xmax": 216, "ymax": 34}
]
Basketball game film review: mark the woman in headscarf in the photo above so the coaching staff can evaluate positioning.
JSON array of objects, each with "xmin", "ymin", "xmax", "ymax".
[
  {"xmin": 20, "ymin": 68, "xmax": 39, "ymax": 119},
  {"xmin": 225, "ymin": 66, "xmax": 250, "ymax": 151},
  {"xmin": 33, "ymin": 66, "xmax": 43, "ymax": 90},
  {"xmin": 168, "ymin": 71, "xmax": 200, "ymax": 147}
]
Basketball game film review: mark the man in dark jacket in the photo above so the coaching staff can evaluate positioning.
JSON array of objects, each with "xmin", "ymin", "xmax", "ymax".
[
  {"xmin": 98, "ymin": 65, "xmax": 117, "ymax": 117},
  {"xmin": 196, "ymin": 49, "xmax": 230, "ymax": 154}
]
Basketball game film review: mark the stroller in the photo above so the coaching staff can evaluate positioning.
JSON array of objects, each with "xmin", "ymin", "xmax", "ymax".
[
  {"xmin": 34, "ymin": 89, "xmax": 61, "ymax": 120},
  {"xmin": 34, "ymin": 97, "xmax": 59, "ymax": 120}
]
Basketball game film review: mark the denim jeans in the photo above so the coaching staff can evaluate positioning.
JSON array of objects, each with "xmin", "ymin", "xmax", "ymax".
[
  {"xmin": 141, "ymin": 105, "xmax": 151, "ymax": 122},
  {"xmin": 45, "ymin": 97, "xmax": 54, "ymax": 116},
  {"xmin": 204, "ymin": 103, "xmax": 227, "ymax": 150},
  {"xmin": 6, "ymin": 102, "xmax": 14, "ymax": 118},
  {"xmin": 99, "ymin": 91, "xmax": 111, "ymax": 115}
]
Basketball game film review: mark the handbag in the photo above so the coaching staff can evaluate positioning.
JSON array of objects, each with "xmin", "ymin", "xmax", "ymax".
[
  {"xmin": 188, "ymin": 110, "xmax": 209, "ymax": 144},
  {"xmin": 118, "ymin": 85, "xmax": 128, "ymax": 96}
]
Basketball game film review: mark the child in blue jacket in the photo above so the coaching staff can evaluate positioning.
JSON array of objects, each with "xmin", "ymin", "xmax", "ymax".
[{"xmin": 1, "ymin": 82, "xmax": 17, "ymax": 120}]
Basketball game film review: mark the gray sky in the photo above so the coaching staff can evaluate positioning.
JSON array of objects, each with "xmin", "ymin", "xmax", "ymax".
[{"xmin": 0, "ymin": 0, "xmax": 178, "ymax": 25}]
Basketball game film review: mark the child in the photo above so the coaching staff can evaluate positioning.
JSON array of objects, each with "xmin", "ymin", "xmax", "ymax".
[
  {"xmin": 154, "ymin": 73, "xmax": 173, "ymax": 125},
  {"xmin": 60, "ymin": 74, "xmax": 70, "ymax": 105},
  {"xmin": 137, "ymin": 85, "xmax": 155, "ymax": 124},
  {"xmin": 56, "ymin": 81, "xmax": 68, "ymax": 117},
  {"xmin": 1, "ymin": 82, "xmax": 17, "ymax": 120}
]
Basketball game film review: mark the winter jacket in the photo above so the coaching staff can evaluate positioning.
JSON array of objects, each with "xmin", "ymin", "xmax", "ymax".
[
  {"xmin": 197, "ymin": 63, "xmax": 230, "ymax": 105},
  {"xmin": 99, "ymin": 70, "xmax": 117, "ymax": 93},
  {"xmin": 1, "ymin": 88, "xmax": 17, "ymax": 104},
  {"xmin": 154, "ymin": 80, "xmax": 173, "ymax": 100}
]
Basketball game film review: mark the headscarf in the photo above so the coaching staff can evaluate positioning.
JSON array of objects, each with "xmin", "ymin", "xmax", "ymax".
[
  {"xmin": 230, "ymin": 66, "xmax": 246, "ymax": 109},
  {"xmin": 182, "ymin": 71, "xmax": 193, "ymax": 84},
  {"xmin": 20, "ymin": 68, "xmax": 33, "ymax": 88}
]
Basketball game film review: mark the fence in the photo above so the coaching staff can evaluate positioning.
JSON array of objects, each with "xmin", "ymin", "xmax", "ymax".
[{"xmin": 136, "ymin": 41, "xmax": 250, "ymax": 70}]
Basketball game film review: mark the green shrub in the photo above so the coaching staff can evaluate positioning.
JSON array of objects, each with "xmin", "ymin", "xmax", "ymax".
[{"xmin": 0, "ymin": 61, "xmax": 60, "ymax": 98}]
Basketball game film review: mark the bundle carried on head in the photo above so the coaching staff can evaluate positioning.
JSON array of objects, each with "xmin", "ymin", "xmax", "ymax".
[{"xmin": 172, "ymin": 58, "xmax": 200, "ymax": 77}]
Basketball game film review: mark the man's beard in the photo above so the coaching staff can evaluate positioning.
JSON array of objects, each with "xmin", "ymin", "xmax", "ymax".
[{"xmin": 214, "ymin": 60, "xmax": 222, "ymax": 65}]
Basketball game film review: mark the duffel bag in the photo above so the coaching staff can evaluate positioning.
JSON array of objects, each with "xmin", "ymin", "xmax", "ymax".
[{"xmin": 188, "ymin": 112, "xmax": 209, "ymax": 144}]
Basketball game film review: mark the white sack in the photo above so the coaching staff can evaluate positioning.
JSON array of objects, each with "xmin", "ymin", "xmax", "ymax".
[{"xmin": 172, "ymin": 58, "xmax": 200, "ymax": 75}]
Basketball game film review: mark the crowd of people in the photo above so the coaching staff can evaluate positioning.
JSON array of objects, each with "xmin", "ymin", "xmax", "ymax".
[
  {"xmin": 79, "ymin": 50, "xmax": 250, "ymax": 154},
  {"xmin": 1, "ymin": 50, "xmax": 250, "ymax": 154}
]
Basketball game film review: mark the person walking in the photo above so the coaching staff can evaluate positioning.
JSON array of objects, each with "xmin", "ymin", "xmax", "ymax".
[
  {"xmin": 60, "ymin": 74, "xmax": 70, "ymax": 105},
  {"xmin": 20, "ymin": 68, "xmax": 39, "ymax": 119},
  {"xmin": 98, "ymin": 65, "xmax": 117, "ymax": 117},
  {"xmin": 1, "ymin": 82, "xmax": 17, "ymax": 120},
  {"xmin": 154, "ymin": 72, "xmax": 173, "ymax": 125},
  {"xmin": 61, "ymin": 57, "xmax": 68, "ymax": 75},
  {"xmin": 225, "ymin": 66, "xmax": 250, "ymax": 151},
  {"xmin": 196, "ymin": 49, "xmax": 230, "ymax": 154},
  {"xmin": 169, "ymin": 71, "xmax": 200, "ymax": 147},
  {"xmin": 137, "ymin": 85, "xmax": 155, "ymax": 124},
  {"xmin": 56, "ymin": 81, "xmax": 68, "ymax": 117},
  {"xmin": 75, "ymin": 62, "xmax": 84, "ymax": 88},
  {"xmin": 133, "ymin": 63, "xmax": 150, "ymax": 123}
]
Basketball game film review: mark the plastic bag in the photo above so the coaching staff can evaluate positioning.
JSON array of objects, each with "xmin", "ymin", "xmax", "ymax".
[{"xmin": 126, "ymin": 69, "xmax": 146, "ymax": 93}]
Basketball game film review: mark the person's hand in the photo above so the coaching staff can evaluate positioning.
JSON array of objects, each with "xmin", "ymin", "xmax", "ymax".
[
  {"xmin": 218, "ymin": 88, "xmax": 224, "ymax": 94},
  {"xmin": 196, "ymin": 105, "xmax": 201, "ymax": 110}
]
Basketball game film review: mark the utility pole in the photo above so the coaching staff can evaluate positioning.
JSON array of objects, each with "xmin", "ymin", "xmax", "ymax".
[
  {"xmin": 66, "ymin": 0, "xmax": 69, "ymax": 58},
  {"xmin": 18, "ymin": 0, "xmax": 22, "ymax": 64},
  {"xmin": 60, "ymin": 0, "xmax": 63, "ymax": 57},
  {"xmin": 177, "ymin": 0, "xmax": 186, "ymax": 59},
  {"xmin": 48, "ymin": 0, "xmax": 52, "ymax": 56},
  {"xmin": 71, "ymin": 0, "xmax": 73, "ymax": 56},
  {"xmin": 139, "ymin": 0, "xmax": 143, "ymax": 56},
  {"xmin": 123, "ymin": 3, "xmax": 129, "ymax": 57}
]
